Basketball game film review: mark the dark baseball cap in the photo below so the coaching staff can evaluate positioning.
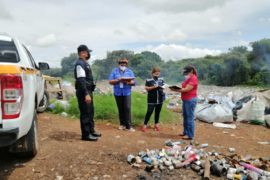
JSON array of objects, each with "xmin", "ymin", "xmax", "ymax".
[
  {"xmin": 183, "ymin": 65, "xmax": 193, "ymax": 75},
  {"xmin": 77, "ymin": 44, "xmax": 92, "ymax": 53},
  {"xmin": 118, "ymin": 58, "xmax": 128, "ymax": 64}
]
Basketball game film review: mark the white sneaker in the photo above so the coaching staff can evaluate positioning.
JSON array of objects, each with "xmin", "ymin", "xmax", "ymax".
[
  {"xmin": 118, "ymin": 125, "xmax": 125, "ymax": 130},
  {"xmin": 127, "ymin": 128, "xmax": 135, "ymax": 132}
]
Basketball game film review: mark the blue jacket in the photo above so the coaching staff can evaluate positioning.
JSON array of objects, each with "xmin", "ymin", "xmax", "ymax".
[{"xmin": 109, "ymin": 67, "xmax": 135, "ymax": 96}]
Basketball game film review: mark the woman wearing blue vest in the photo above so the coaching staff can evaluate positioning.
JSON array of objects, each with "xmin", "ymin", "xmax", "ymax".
[
  {"xmin": 142, "ymin": 67, "xmax": 165, "ymax": 132},
  {"xmin": 109, "ymin": 58, "xmax": 136, "ymax": 132}
]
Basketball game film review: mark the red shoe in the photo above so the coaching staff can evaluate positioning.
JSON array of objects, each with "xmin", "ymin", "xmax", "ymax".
[
  {"xmin": 141, "ymin": 127, "xmax": 147, "ymax": 132},
  {"xmin": 154, "ymin": 125, "xmax": 160, "ymax": 131}
]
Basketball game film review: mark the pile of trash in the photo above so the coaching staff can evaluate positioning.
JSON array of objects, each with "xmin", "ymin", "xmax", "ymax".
[
  {"xmin": 195, "ymin": 89, "xmax": 270, "ymax": 127},
  {"xmin": 196, "ymin": 94, "xmax": 235, "ymax": 123},
  {"xmin": 127, "ymin": 140, "xmax": 270, "ymax": 180},
  {"xmin": 233, "ymin": 90, "xmax": 270, "ymax": 127}
]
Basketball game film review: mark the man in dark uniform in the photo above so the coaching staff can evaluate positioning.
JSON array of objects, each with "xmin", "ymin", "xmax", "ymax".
[{"xmin": 74, "ymin": 44, "xmax": 101, "ymax": 141}]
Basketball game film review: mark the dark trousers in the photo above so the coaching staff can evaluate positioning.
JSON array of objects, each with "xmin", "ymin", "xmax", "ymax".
[
  {"xmin": 114, "ymin": 95, "xmax": 131, "ymax": 129},
  {"xmin": 76, "ymin": 90, "xmax": 95, "ymax": 137},
  {"xmin": 144, "ymin": 103, "xmax": 163, "ymax": 125}
]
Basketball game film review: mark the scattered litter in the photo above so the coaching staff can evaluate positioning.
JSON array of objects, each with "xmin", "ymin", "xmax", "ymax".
[
  {"xmin": 265, "ymin": 115, "xmax": 270, "ymax": 128},
  {"xmin": 165, "ymin": 139, "xmax": 182, "ymax": 147},
  {"xmin": 136, "ymin": 156, "xmax": 142, "ymax": 163},
  {"xmin": 212, "ymin": 145, "xmax": 224, "ymax": 149},
  {"xmin": 137, "ymin": 140, "xmax": 146, "ymax": 144},
  {"xmin": 228, "ymin": 147, "xmax": 236, "ymax": 153},
  {"xmin": 200, "ymin": 144, "xmax": 208, "ymax": 148},
  {"xmin": 127, "ymin": 140, "xmax": 270, "ymax": 179},
  {"xmin": 122, "ymin": 174, "xmax": 128, "ymax": 178},
  {"xmin": 60, "ymin": 112, "xmax": 68, "ymax": 117},
  {"xmin": 14, "ymin": 163, "xmax": 25, "ymax": 167},
  {"xmin": 127, "ymin": 155, "xmax": 136, "ymax": 164},
  {"xmin": 103, "ymin": 175, "xmax": 111, "ymax": 178},
  {"xmin": 213, "ymin": 122, "xmax": 236, "ymax": 129},
  {"xmin": 55, "ymin": 176, "xmax": 63, "ymax": 180},
  {"xmin": 257, "ymin": 141, "xmax": 270, "ymax": 145},
  {"xmin": 48, "ymin": 100, "xmax": 70, "ymax": 111}
]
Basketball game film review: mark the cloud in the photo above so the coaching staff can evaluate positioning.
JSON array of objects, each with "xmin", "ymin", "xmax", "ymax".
[
  {"xmin": 210, "ymin": 17, "xmax": 222, "ymax": 24},
  {"xmin": 144, "ymin": 44, "xmax": 222, "ymax": 61},
  {"xmin": 36, "ymin": 34, "xmax": 57, "ymax": 47},
  {"xmin": 126, "ymin": 22, "xmax": 188, "ymax": 43},
  {"xmin": 0, "ymin": 0, "xmax": 13, "ymax": 20},
  {"xmin": 259, "ymin": 17, "xmax": 270, "ymax": 23},
  {"xmin": 128, "ymin": 0, "xmax": 230, "ymax": 13},
  {"xmin": 0, "ymin": 0, "xmax": 269, "ymax": 67}
]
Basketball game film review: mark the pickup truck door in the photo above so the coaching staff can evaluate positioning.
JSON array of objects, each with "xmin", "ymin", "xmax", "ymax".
[
  {"xmin": 23, "ymin": 47, "xmax": 44, "ymax": 105},
  {"xmin": 0, "ymin": 81, "xmax": 2, "ymax": 124}
]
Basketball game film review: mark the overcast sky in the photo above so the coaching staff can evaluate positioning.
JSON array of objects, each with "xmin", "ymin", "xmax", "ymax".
[{"xmin": 1, "ymin": 0, "xmax": 270, "ymax": 67}]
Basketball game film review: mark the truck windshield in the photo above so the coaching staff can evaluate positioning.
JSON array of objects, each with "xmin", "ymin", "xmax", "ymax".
[{"xmin": 0, "ymin": 40, "xmax": 20, "ymax": 63}]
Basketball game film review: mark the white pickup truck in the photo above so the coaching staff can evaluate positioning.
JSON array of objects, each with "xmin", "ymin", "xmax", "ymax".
[{"xmin": 0, "ymin": 33, "xmax": 49, "ymax": 157}]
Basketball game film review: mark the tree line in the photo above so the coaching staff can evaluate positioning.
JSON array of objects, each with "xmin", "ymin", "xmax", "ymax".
[{"xmin": 44, "ymin": 38, "xmax": 270, "ymax": 86}]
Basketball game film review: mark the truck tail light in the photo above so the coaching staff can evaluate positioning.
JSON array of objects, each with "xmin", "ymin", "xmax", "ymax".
[{"xmin": 1, "ymin": 75, "xmax": 23, "ymax": 119}]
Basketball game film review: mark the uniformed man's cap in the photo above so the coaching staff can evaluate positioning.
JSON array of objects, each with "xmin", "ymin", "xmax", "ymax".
[{"xmin": 77, "ymin": 44, "xmax": 92, "ymax": 53}]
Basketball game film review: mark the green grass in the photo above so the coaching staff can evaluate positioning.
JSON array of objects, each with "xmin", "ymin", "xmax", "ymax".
[
  {"xmin": 66, "ymin": 96, "xmax": 80, "ymax": 118},
  {"xmin": 93, "ymin": 93, "xmax": 118, "ymax": 120},
  {"xmin": 48, "ymin": 92, "xmax": 179, "ymax": 126}
]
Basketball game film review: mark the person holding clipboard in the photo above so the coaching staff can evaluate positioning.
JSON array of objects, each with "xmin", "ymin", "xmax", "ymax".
[
  {"xmin": 109, "ymin": 58, "xmax": 136, "ymax": 132},
  {"xmin": 170, "ymin": 65, "xmax": 198, "ymax": 140},
  {"xmin": 142, "ymin": 67, "xmax": 165, "ymax": 132}
]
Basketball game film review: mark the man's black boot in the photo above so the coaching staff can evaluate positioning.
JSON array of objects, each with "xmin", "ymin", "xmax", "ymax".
[
  {"xmin": 81, "ymin": 134, "xmax": 98, "ymax": 141},
  {"xmin": 91, "ymin": 131, "xmax": 102, "ymax": 137}
]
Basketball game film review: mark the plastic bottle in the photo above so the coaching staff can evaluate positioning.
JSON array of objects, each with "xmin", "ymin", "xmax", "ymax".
[{"xmin": 143, "ymin": 157, "xmax": 153, "ymax": 165}]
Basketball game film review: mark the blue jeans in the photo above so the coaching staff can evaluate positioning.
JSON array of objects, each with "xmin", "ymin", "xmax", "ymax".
[{"xmin": 182, "ymin": 98, "xmax": 197, "ymax": 138}]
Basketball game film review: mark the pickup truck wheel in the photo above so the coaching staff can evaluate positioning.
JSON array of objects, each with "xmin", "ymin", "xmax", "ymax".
[
  {"xmin": 23, "ymin": 113, "xmax": 38, "ymax": 157},
  {"xmin": 37, "ymin": 91, "xmax": 49, "ymax": 113},
  {"xmin": 9, "ymin": 113, "xmax": 38, "ymax": 157}
]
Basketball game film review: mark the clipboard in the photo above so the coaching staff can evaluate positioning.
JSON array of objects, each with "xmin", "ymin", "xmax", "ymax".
[
  {"xmin": 169, "ymin": 85, "xmax": 182, "ymax": 90},
  {"xmin": 120, "ymin": 77, "xmax": 135, "ymax": 82}
]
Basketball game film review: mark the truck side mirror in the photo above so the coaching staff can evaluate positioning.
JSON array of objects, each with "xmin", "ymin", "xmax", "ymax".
[{"xmin": 38, "ymin": 62, "xmax": 50, "ymax": 70}]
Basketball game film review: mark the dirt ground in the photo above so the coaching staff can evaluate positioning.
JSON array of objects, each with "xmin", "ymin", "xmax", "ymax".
[{"xmin": 0, "ymin": 113, "xmax": 269, "ymax": 180}]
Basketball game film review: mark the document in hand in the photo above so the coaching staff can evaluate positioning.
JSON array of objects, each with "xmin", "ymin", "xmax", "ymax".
[
  {"xmin": 158, "ymin": 85, "xmax": 166, "ymax": 89},
  {"xmin": 169, "ymin": 85, "xmax": 182, "ymax": 90},
  {"xmin": 120, "ymin": 77, "xmax": 135, "ymax": 82}
]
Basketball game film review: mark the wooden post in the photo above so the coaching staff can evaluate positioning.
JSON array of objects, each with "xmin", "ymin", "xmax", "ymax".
[{"xmin": 204, "ymin": 157, "xmax": 210, "ymax": 180}]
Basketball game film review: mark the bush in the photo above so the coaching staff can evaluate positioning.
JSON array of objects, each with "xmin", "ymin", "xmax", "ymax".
[{"xmin": 66, "ymin": 96, "xmax": 80, "ymax": 118}]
